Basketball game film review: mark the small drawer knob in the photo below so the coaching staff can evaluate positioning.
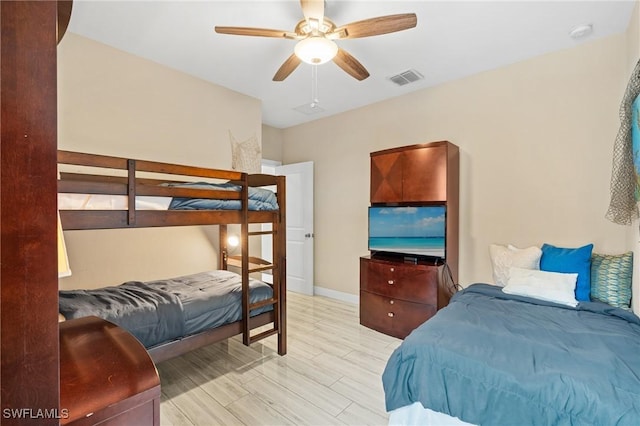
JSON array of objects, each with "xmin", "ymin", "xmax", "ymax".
[
  {"xmin": 390, "ymin": 267, "xmax": 395, "ymax": 272},
  {"xmin": 388, "ymin": 312, "xmax": 394, "ymax": 317},
  {"xmin": 389, "ymin": 300, "xmax": 394, "ymax": 305},
  {"xmin": 388, "ymin": 280, "xmax": 394, "ymax": 285}
]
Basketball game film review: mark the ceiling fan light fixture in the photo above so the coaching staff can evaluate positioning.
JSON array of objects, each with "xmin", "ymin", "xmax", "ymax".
[{"xmin": 294, "ymin": 36, "xmax": 338, "ymax": 65}]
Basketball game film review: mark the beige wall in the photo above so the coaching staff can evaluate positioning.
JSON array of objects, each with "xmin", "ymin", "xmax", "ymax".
[
  {"xmin": 262, "ymin": 124, "xmax": 284, "ymax": 162},
  {"xmin": 280, "ymin": 33, "xmax": 631, "ymax": 298},
  {"xmin": 57, "ymin": 33, "xmax": 262, "ymax": 290},
  {"xmin": 627, "ymin": 1, "xmax": 639, "ymax": 71}
]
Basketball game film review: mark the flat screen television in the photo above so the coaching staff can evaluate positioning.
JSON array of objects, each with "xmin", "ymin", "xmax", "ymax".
[{"xmin": 368, "ymin": 205, "xmax": 446, "ymax": 259}]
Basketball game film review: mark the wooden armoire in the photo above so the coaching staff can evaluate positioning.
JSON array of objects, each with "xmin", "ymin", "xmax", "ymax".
[{"xmin": 360, "ymin": 141, "xmax": 459, "ymax": 339}]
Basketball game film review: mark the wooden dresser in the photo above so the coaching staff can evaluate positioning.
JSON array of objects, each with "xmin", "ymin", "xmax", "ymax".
[
  {"xmin": 360, "ymin": 255, "xmax": 452, "ymax": 339},
  {"xmin": 361, "ymin": 141, "xmax": 459, "ymax": 338},
  {"xmin": 60, "ymin": 316, "xmax": 161, "ymax": 426}
]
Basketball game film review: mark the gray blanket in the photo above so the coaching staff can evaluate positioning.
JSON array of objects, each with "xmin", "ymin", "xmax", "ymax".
[
  {"xmin": 165, "ymin": 182, "xmax": 279, "ymax": 211},
  {"xmin": 59, "ymin": 270, "xmax": 273, "ymax": 348},
  {"xmin": 382, "ymin": 283, "xmax": 640, "ymax": 425}
]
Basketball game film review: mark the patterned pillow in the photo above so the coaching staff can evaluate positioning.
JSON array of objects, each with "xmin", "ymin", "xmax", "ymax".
[
  {"xmin": 590, "ymin": 252, "xmax": 633, "ymax": 310},
  {"xmin": 489, "ymin": 244, "xmax": 542, "ymax": 287}
]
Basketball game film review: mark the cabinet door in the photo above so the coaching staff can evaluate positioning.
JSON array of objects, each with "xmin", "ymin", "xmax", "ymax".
[
  {"xmin": 370, "ymin": 151, "xmax": 403, "ymax": 203},
  {"xmin": 402, "ymin": 146, "xmax": 447, "ymax": 202}
]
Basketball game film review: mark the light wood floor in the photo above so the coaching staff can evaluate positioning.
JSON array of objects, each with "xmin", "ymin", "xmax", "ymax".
[{"xmin": 157, "ymin": 291, "xmax": 401, "ymax": 426}]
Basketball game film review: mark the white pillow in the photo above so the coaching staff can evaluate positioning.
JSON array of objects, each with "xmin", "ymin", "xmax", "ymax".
[
  {"xmin": 502, "ymin": 267, "xmax": 579, "ymax": 307},
  {"xmin": 488, "ymin": 244, "xmax": 542, "ymax": 287}
]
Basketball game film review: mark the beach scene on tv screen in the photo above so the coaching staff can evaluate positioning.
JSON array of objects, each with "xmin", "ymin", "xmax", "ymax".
[{"xmin": 369, "ymin": 206, "xmax": 445, "ymax": 257}]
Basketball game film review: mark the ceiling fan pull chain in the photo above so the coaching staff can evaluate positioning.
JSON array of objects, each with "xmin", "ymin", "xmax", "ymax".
[{"xmin": 311, "ymin": 65, "xmax": 319, "ymax": 108}]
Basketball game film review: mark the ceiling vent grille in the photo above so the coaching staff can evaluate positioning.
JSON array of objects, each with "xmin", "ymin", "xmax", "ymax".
[{"xmin": 388, "ymin": 69, "xmax": 424, "ymax": 86}]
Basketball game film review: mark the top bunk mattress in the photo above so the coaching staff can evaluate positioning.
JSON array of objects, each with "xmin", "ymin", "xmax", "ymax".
[
  {"xmin": 58, "ymin": 270, "xmax": 273, "ymax": 348},
  {"xmin": 58, "ymin": 182, "xmax": 279, "ymax": 211}
]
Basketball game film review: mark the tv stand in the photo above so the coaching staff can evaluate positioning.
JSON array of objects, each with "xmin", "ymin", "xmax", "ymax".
[{"xmin": 360, "ymin": 255, "xmax": 452, "ymax": 339}]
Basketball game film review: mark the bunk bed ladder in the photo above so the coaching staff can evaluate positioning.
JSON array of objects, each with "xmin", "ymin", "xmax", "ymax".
[
  {"xmin": 219, "ymin": 175, "xmax": 286, "ymax": 355},
  {"xmin": 246, "ymin": 228, "xmax": 279, "ymax": 344},
  {"xmin": 221, "ymin": 227, "xmax": 282, "ymax": 345}
]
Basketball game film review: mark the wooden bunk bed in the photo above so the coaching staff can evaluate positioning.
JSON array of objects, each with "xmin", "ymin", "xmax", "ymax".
[{"xmin": 57, "ymin": 150, "xmax": 287, "ymax": 363}]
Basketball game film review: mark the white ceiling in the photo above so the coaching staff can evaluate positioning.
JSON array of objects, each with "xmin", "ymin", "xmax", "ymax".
[{"xmin": 68, "ymin": 1, "xmax": 636, "ymax": 129}]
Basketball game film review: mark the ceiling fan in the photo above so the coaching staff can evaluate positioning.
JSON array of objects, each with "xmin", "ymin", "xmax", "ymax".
[{"xmin": 214, "ymin": 0, "xmax": 417, "ymax": 82}]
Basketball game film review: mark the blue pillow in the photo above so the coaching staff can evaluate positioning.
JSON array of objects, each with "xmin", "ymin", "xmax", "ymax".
[{"xmin": 540, "ymin": 243, "xmax": 594, "ymax": 301}]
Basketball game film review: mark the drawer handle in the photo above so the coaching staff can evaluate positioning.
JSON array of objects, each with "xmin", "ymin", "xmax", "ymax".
[
  {"xmin": 390, "ymin": 267, "xmax": 395, "ymax": 272},
  {"xmin": 388, "ymin": 312, "xmax": 394, "ymax": 317},
  {"xmin": 388, "ymin": 280, "xmax": 394, "ymax": 285},
  {"xmin": 389, "ymin": 300, "xmax": 394, "ymax": 305}
]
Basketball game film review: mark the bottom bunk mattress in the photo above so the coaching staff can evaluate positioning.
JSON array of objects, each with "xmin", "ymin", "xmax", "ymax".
[
  {"xmin": 59, "ymin": 270, "xmax": 273, "ymax": 349},
  {"xmin": 382, "ymin": 283, "xmax": 640, "ymax": 425}
]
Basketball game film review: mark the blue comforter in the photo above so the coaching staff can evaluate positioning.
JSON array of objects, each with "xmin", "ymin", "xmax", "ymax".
[
  {"xmin": 382, "ymin": 284, "xmax": 640, "ymax": 425},
  {"xmin": 165, "ymin": 182, "xmax": 278, "ymax": 211},
  {"xmin": 59, "ymin": 270, "xmax": 273, "ymax": 348}
]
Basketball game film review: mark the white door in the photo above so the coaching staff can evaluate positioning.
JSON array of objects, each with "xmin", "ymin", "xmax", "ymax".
[
  {"xmin": 262, "ymin": 161, "xmax": 314, "ymax": 295},
  {"xmin": 278, "ymin": 161, "xmax": 314, "ymax": 295}
]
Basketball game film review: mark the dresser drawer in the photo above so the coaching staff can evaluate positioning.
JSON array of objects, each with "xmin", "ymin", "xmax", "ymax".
[
  {"xmin": 360, "ymin": 257, "xmax": 438, "ymax": 304},
  {"xmin": 360, "ymin": 291, "xmax": 437, "ymax": 339}
]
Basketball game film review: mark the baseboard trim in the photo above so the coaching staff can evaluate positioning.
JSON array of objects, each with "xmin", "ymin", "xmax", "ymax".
[{"xmin": 313, "ymin": 286, "xmax": 359, "ymax": 305}]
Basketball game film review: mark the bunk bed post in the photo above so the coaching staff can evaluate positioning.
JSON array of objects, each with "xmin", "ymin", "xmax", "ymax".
[
  {"xmin": 219, "ymin": 224, "xmax": 228, "ymax": 270},
  {"xmin": 240, "ymin": 173, "xmax": 251, "ymax": 346},
  {"xmin": 127, "ymin": 159, "xmax": 136, "ymax": 226},
  {"xmin": 276, "ymin": 175, "xmax": 287, "ymax": 355}
]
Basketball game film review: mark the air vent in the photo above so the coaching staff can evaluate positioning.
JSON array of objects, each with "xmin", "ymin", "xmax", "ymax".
[
  {"xmin": 293, "ymin": 102, "xmax": 325, "ymax": 115},
  {"xmin": 388, "ymin": 69, "xmax": 424, "ymax": 86}
]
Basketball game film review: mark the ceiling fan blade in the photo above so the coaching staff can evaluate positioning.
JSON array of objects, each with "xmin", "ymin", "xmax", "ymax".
[
  {"xmin": 333, "ymin": 48, "xmax": 369, "ymax": 81},
  {"xmin": 273, "ymin": 54, "xmax": 302, "ymax": 81},
  {"xmin": 300, "ymin": 0, "xmax": 324, "ymax": 30},
  {"xmin": 215, "ymin": 26, "xmax": 296, "ymax": 39},
  {"xmin": 331, "ymin": 13, "xmax": 417, "ymax": 39}
]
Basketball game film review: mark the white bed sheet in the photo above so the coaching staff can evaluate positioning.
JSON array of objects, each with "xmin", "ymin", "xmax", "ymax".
[
  {"xmin": 389, "ymin": 402, "xmax": 476, "ymax": 426},
  {"xmin": 58, "ymin": 193, "xmax": 172, "ymax": 211}
]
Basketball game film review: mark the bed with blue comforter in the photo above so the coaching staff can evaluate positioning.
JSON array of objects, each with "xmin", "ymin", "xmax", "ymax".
[
  {"xmin": 165, "ymin": 182, "xmax": 279, "ymax": 211},
  {"xmin": 382, "ymin": 283, "xmax": 640, "ymax": 425},
  {"xmin": 59, "ymin": 270, "xmax": 273, "ymax": 349}
]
